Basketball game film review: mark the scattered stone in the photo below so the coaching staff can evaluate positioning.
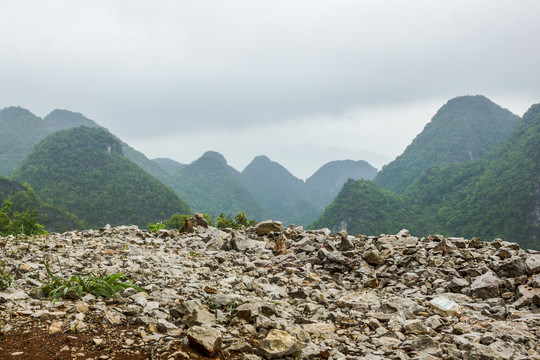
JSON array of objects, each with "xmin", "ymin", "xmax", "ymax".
[
  {"xmin": 1, "ymin": 223, "xmax": 539, "ymax": 359},
  {"xmin": 186, "ymin": 325, "xmax": 222, "ymax": 357},
  {"xmin": 258, "ymin": 329, "xmax": 304, "ymax": 359}
]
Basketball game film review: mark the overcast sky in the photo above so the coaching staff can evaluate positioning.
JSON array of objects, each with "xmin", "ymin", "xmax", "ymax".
[{"xmin": 1, "ymin": 1, "xmax": 539, "ymax": 179}]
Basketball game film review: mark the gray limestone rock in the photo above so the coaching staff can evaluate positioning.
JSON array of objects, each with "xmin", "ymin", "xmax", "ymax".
[
  {"xmin": 187, "ymin": 325, "xmax": 222, "ymax": 357},
  {"xmin": 257, "ymin": 329, "xmax": 304, "ymax": 359},
  {"xmin": 471, "ymin": 272, "xmax": 500, "ymax": 299}
]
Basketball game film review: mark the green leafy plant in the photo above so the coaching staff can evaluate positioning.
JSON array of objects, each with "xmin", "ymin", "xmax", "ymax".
[
  {"xmin": 0, "ymin": 261, "xmax": 12, "ymax": 290},
  {"xmin": 148, "ymin": 221, "xmax": 165, "ymax": 233},
  {"xmin": 39, "ymin": 260, "xmax": 144, "ymax": 301},
  {"xmin": 117, "ymin": 245, "xmax": 130, "ymax": 267},
  {"xmin": 206, "ymin": 300, "xmax": 218, "ymax": 310},
  {"xmin": 226, "ymin": 299, "xmax": 243, "ymax": 312}
]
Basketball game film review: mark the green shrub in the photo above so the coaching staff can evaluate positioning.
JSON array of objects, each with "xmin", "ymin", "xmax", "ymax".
[
  {"xmin": 163, "ymin": 213, "xmax": 190, "ymax": 230},
  {"xmin": 39, "ymin": 260, "xmax": 144, "ymax": 301},
  {"xmin": 148, "ymin": 221, "xmax": 165, "ymax": 233},
  {"xmin": 216, "ymin": 211, "xmax": 257, "ymax": 229},
  {"xmin": 0, "ymin": 201, "xmax": 47, "ymax": 237}
]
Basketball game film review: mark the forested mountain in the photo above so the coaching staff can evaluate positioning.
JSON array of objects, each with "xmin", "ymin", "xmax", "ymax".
[
  {"xmin": 304, "ymin": 160, "xmax": 377, "ymax": 208},
  {"xmin": 0, "ymin": 106, "xmax": 379, "ymax": 227},
  {"xmin": 0, "ymin": 177, "xmax": 82, "ymax": 233},
  {"xmin": 170, "ymin": 151, "xmax": 263, "ymax": 219},
  {"xmin": 0, "ymin": 107, "xmax": 174, "ymax": 187},
  {"xmin": 239, "ymin": 155, "xmax": 322, "ymax": 225},
  {"xmin": 152, "ymin": 158, "xmax": 185, "ymax": 175},
  {"xmin": 12, "ymin": 127, "xmax": 191, "ymax": 228},
  {"xmin": 375, "ymin": 95, "xmax": 519, "ymax": 193},
  {"xmin": 44, "ymin": 109, "xmax": 175, "ymax": 187},
  {"xmin": 310, "ymin": 179, "xmax": 407, "ymax": 235},
  {"xmin": 313, "ymin": 102, "xmax": 540, "ymax": 250}
]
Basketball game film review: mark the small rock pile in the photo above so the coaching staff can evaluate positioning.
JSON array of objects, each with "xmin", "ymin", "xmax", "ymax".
[{"xmin": 1, "ymin": 220, "xmax": 540, "ymax": 359}]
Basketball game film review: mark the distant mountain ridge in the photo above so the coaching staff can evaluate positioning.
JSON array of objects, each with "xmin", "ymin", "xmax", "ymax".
[
  {"xmin": 0, "ymin": 106, "xmax": 378, "ymax": 227},
  {"xmin": 239, "ymin": 155, "xmax": 322, "ymax": 226},
  {"xmin": 169, "ymin": 151, "xmax": 264, "ymax": 219},
  {"xmin": 305, "ymin": 160, "xmax": 377, "ymax": 208}
]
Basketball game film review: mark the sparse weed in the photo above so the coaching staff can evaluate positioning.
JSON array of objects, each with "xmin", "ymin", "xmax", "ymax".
[
  {"xmin": 226, "ymin": 299, "xmax": 243, "ymax": 311},
  {"xmin": 206, "ymin": 300, "xmax": 218, "ymax": 309},
  {"xmin": 0, "ymin": 261, "xmax": 12, "ymax": 290}
]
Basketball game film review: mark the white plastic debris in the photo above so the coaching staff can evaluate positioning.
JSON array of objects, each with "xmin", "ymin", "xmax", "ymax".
[{"xmin": 429, "ymin": 297, "xmax": 462, "ymax": 317}]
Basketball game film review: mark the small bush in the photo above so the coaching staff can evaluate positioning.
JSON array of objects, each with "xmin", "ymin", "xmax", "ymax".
[
  {"xmin": 0, "ymin": 201, "xmax": 47, "ymax": 237},
  {"xmin": 216, "ymin": 211, "xmax": 257, "ymax": 229},
  {"xmin": 148, "ymin": 221, "xmax": 165, "ymax": 233}
]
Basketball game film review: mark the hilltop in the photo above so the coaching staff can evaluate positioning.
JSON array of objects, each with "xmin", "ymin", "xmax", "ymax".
[{"xmin": 375, "ymin": 95, "xmax": 519, "ymax": 194}]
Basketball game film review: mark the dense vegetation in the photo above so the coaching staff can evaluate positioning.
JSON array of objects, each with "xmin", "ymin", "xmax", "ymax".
[
  {"xmin": 240, "ymin": 155, "xmax": 322, "ymax": 226},
  {"xmin": 0, "ymin": 177, "xmax": 81, "ymax": 233},
  {"xmin": 313, "ymin": 102, "xmax": 540, "ymax": 250},
  {"xmin": 12, "ymin": 127, "xmax": 191, "ymax": 229},
  {"xmin": 310, "ymin": 179, "xmax": 407, "ymax": 235},
  {"xmin": 170, "ymin": 151, "xmax": 264, "ymax": 220},
  {"xmin": 374, "ymin": 95, "xmax": 519, "ymax": 194},
  {"xmin": 152, "ymin": 157, "xmax": 185, "ymax": 175},
  {"xmin": 0, "ymin": 106, "xmax": 379, "ymax": 228},
  {"xmin": 304, "ymin": 160, "xmax": 377, "ymax": 208}
]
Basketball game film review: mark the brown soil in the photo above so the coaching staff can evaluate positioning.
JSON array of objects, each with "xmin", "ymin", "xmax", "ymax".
[{"xmin": 0, "ymin": 319, "xmax": 227, "ymax": 360}]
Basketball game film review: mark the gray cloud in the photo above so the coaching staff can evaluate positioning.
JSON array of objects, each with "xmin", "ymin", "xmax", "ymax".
[{"xmin": 1, "ymin": 1, "xmax": 539, "ymax": 177}]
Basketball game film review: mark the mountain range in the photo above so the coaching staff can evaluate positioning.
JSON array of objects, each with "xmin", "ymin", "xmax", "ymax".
[
  {"xmin": 312, "ymin": 95, "xmax": 539, "ymax": 250},
  {"xmin": 0, "ymin": 106, "xmax": 376, "ymax": 228}
]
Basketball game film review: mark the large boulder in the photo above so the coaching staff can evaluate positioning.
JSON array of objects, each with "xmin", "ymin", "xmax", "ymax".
[
  {"xmin": 186, "ymin": 325, "xmax": 222, "ymax": 357},
  {"xmin": 471, "ymin": 272, "xmax": 500, "ymax": 299},
  {"xmin": 255, "ymin": 220, "xmax": 283, "ymax": 236}
]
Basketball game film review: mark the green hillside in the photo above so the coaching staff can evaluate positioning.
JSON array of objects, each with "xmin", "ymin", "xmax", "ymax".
[
  {"xmin": 405, "ymin": 102, "xmax": 540, "ymax": 248},
  {"xmin": 375, "ymin": 95, "xmax": 519, "ymax": 193},
  {"xmin": 152, "ymin": 158, "xmax": 185, "ymax": 175},
  {"xmin": 171, "ymin": 151, "xmax": 263, "ymax": 219},
  {"xmin": 0, "ymin": 177, "xmax": 82, "ymax": 233},
  {"xmin": 12, "ymin": 127, "xmax": 191, "ymax": 228},
  {"xmin": 312, "ymin": 102, "xmax": 539, "ymax": 249},
  {"xmin": 304, "ymin": 160, "xmax": 377, "ymax": 208},
  {"xmin": 310, "ymin": 179, "xmax": 407, "ymax": 235},
  {"xmin": 240, "ymin": 155, "xmax": 322, "ymax": 226}
]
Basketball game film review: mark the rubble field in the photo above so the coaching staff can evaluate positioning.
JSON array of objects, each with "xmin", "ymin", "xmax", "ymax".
[{"xmin": 1, "ymin": 218, "xmax": 539, "ymax": 359}]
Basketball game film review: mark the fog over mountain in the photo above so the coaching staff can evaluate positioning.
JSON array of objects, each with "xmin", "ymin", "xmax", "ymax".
[{"xmin": 1, "ymin": 1, "xmax": 539, "ymax": 178}]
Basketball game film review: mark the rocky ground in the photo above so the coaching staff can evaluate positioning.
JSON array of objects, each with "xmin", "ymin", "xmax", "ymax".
[{"xmin": 0, "ymin": 218, "xmax": 539, "ymax": 359}]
